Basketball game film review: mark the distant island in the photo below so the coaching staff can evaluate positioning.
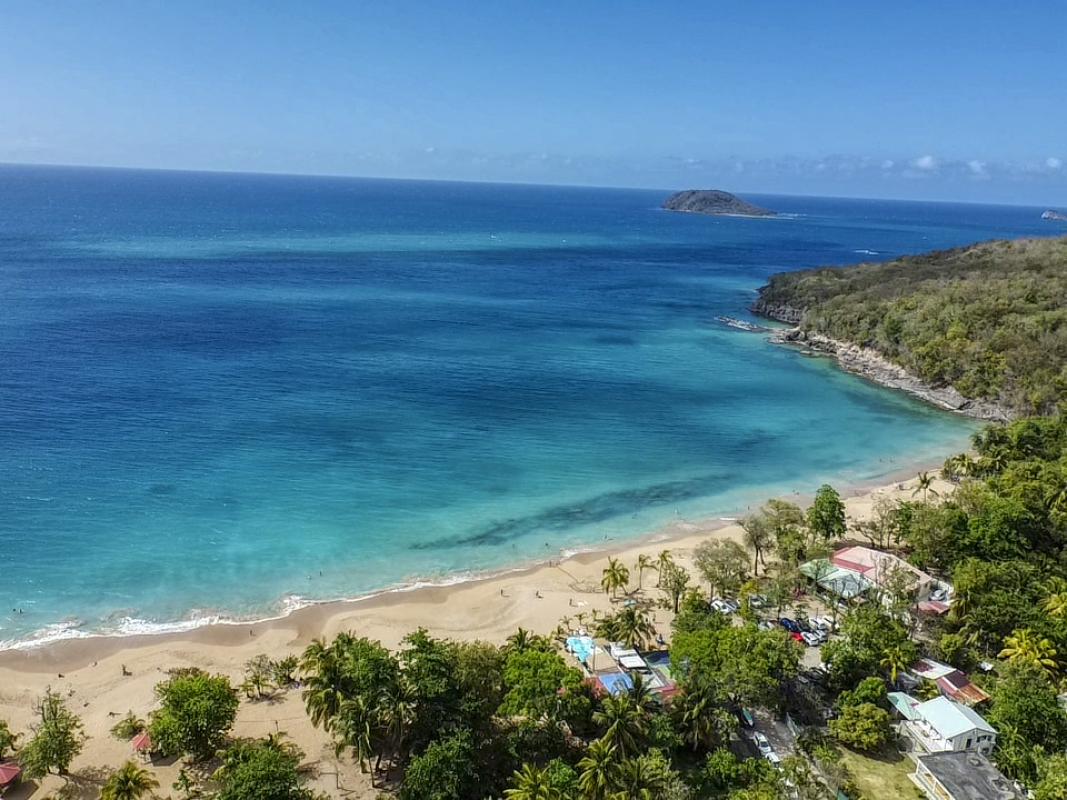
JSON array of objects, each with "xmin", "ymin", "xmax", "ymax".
[
  {"xmin": 1043, "ymin": 209, "xmax": 1067, "ymax": 222},
  {"xmin": 754, "ymin": 236, "xmax": 1067, "ymax": 419},
  {"xmin": 662, "ymin": 189, "xmax": 775, "ymax": 218}
]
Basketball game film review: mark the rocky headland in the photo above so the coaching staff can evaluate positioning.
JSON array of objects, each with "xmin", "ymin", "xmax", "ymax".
[{"xmin": 758, "ymin": 318, "xmax": 1013, "ymax": 422}]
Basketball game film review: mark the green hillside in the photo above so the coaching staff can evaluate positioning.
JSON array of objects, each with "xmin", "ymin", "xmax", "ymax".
[{"xmin": 755, "ymin": 236, "xmax": 1067, "ymax": 416}]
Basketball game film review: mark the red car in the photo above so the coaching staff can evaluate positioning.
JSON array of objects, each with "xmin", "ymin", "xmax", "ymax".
[{"xmin": 789, "ymin": 632, "xmax": 804, "ymax": 643}]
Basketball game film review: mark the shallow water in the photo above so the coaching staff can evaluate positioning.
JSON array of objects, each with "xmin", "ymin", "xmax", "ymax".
[{"xmin": 0, "ymin": 166, "xmax": 1050, "ymax": 646}]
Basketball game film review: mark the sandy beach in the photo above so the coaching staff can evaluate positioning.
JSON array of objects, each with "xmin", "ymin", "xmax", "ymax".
[{"xmin": 0, "ymin": 468, "xmax": 951, "ymax": 799}]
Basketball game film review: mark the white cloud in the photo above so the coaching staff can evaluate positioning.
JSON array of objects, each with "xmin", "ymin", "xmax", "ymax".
[
  {"xmin": 1048, "ymin": 157, "xmax": 1063, "ymax": 170},
  {"xmin": 912, "ymin": 154, "xmax": 938, "ymax": 171},
  {"xmin": 967, "ymin": 159, "xmax": 986, "ymax": 174},
  {"xmin": 881, "ymin": 159, "xmax": 895, "ymax": 170}
]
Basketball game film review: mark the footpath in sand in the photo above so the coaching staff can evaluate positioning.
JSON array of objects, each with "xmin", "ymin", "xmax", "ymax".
[{"xmin": 0, "ymin": 474, "xmax": 947, "ymax": 799}]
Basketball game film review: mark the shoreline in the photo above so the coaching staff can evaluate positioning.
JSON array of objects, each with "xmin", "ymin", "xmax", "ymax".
[
  {"xmin": 0, "ymin": 468, "xmax": 955, "ymax": 799},
  {"xmin": 751, "ymin": 302, "xmax": 1012, "ymax": 422},
  {"xmin": 0, "ymin": 453, "xmax": 947, "ymax": 673}
]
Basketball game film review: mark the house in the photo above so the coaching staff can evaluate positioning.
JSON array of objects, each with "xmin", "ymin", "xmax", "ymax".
[
  {"xmin": 909, "ymin": 658, "xmax": 990, "ymax": 706},
  {"xmin": 832, "ymin": 545, "xmax": 936, "ymax": 600},
  {"xmin": 904, "ymin": 696, "xmax": 996, "ymax": 755},
  {"xmin": 799, "ymin": 558, "xmax": 873, "ymax": 600},
  {"xmin": 912, "ymin": 751, "xmax": 1021, "ymax": 800}
]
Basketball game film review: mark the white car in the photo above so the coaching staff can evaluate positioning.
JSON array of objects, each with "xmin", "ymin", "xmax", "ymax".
[
  {"xmin": 752, "ymin": 732, "xmax": 771, "ymax": 754},
  {"xmin": 810, "ymin": 615, "xmax": 836, "ymax": 632},
  {"xmin": 800, "ymin": 631, "xmax": 823, "ymax": 647},
  {"xmin": 751, "ymin": 732, "xmax": 780, "ymax": 763},
  {"xmin": 710, "ymin": 599, "xmax": 734, "ymax": 614}
]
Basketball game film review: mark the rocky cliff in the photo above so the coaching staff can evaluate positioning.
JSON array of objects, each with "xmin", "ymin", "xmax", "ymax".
[{"xmin": 753, "ymin": 301, "xmax": 1013, "ymax": 422}]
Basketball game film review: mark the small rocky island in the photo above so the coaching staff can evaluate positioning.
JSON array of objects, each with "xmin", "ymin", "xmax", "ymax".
[
  {"xmin": 1042, "ymin": 209, "xmax": 1067, "ymax": 222},
  {"xmin": 663, "ymin": 189, "xmax": 775, "ymax": 218}
]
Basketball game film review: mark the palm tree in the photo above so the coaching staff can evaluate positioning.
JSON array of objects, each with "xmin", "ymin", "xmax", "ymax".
[
  {"xmin": 377, "ymin": 676, "xmax": 416, "ymax": 771},
  {"xmin": 913, "ymin": 471, "xmax": 939, "ymax": 503},
  {"xmin": 880, "ymin": 645, "xmax": 911, "ymax": 685},
  {"xmin": 593, "ymin": 695, "xmax": 647, "ymax": 760},
  {"xmin": 578, "ymin": 738, "xmax": 619, "ymax": 800},
  {"xmin": 505, "ymin": 763, "xmax": 563, "ymax": 800},
  {"xmin": 612, "ymin": 607, "xmax": 656, "ymax": 650},
  {"xmin": 916, "ymin": 679, "xmax": 942, "ymax": 701},
  {"xmin": 675, "ymin": 683, "xmax": 726, "ymax": 752},
  {"xmin": 655, "ymin": 550, "xmax": 673, "ymax": 588},
  {"xmin": 1044, "ymin": 591, "xmax": 1067, "ymax": 619},
  {"xmin": 634, "ymin": 554, "xmax": 655, "ymax": 591},
  {"xmin": 1000, "ymin": 628, "xmax": 1059, "ymax": 676},
  {"xmin": 300, "ymin": 637, "xmax": 346, "ymax": 730},
  {"xmin": 1046, "ymin": 481, "xmax": 1067, "ymax": 517},
  {"xmin": 507, "ymin": 627, "xmax": 534, "ymax": 653},
  {"xmin": 601, "ymin": 558, "xmax": 630, "ymax": 600},
  {"xmin": 615, "ymin": 757, "xmax": 664, "ymax": 800},
  {"xmin": 941, "ymin": 453, "xmax": 975, "ymax": 482},
  {"xmin": 627, "ymin": 673, "xmax": 655, "ymax": 712},
  {"xmin": 101, "ymin": 762, "xmax": 159, "ymax": 800},
  {"xmin": 741, "ymin": 513, "xmax": 774, "ymax": 575},
  {"xmin": 335, "ymin": 696, "xmax": 375, "ymax": 774}
]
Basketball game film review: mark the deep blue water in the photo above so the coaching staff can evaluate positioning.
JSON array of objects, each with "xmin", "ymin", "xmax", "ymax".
[{"xmin": 0, "ymin": 165, "xmax": 1053, "ymax": 646}]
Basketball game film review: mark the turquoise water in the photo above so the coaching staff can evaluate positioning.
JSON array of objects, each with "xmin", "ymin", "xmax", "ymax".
[{"xmin": 1, "ymin": 166, "xmax": 1048, "ymax": 648}]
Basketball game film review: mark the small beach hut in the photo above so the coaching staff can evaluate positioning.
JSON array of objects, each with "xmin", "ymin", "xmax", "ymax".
[
  {"xmin": 131, "ymin": 730, "xmax": 153, "ymax": 760},
  {"xmin": 0, "ymin": 762, "xmax": 22, "ymax": 794}
]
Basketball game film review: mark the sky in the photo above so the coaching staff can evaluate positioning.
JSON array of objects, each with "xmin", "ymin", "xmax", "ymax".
[{"xmin": 1, "ymin": 1, "xmax": 1065, "ymax": 204}]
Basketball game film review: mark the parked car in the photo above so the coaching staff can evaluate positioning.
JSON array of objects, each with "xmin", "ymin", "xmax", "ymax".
[
  {"xmin": 750, "ymin": 732, "xmax": 780, "ymax": 763},
  {"xmin": 757, "ymin": 620, "xmax": 776, "ymax": 631},
  {"xmin": 778, "ymin": 618, "xmax": 801, "ymax": 633},
  {"xmin": 720, "ymin": 598, "xmax": 741, "ymax": 613},
  {"xmin": 800, "ymin": 631, "xmax": 823, "ymax": 647},
  {"xmin": 751, "ymin": 731, "xmax": 772, "ymax": 755},
  {"xmin": 789, "ymin": 631, "xmax": 805, "ymax": 643},
  {"xmin": 810, "ymin": 615, "xmax": 836, "ymax": 632},
  {"xmin": 749, "ymin": 594, "xmax": 768, "ymax": 609},
  {"xmin": 799, "ymin": 667, "xmax": 828, "ymax": 685},
  {"xmin": 930, "ymin": 587, "xmax": 951, "ymax": 602},
  {"xmin": 795, "ymin": 618, "xmax": 814, "ymax": 633},
  {"xmin": 710, "ymin": 599, "xmax": 734, "ymax": 614}
]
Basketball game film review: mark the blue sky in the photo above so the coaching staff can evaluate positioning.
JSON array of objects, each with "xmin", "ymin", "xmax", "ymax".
[{"xmin": 1, "ymin": 2, "xmax": 1065, "ymax": 203}]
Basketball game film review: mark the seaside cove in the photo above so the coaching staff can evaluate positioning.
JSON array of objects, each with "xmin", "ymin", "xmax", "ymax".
[{"xmin": 0, "ymin": 166, "xmax": 1052, "ymax": 649}]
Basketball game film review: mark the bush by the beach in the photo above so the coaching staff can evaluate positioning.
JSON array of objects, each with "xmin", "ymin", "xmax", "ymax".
[
  {"xmin": 0, "ymin": 718, "xmax": 16, "ymax": 760},
  {"xmin": 215, "ymin": 737, "xmax": 315, "ymax": 800},
  {"xmin": 149, "ymin": 669, "xmax": 239, "ymax": 760},
  {"xmin": 18, "ymin": 688, "xmax": 86, "ymax": 778},
  {"xmin": 109, "ymin": 710, "xmax": 146, "ymax": 740}
]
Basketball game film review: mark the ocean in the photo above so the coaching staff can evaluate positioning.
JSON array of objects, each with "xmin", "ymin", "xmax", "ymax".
[{"xmin": 0, "ymin": 165, "xmax": 1053, "ymax": 648}]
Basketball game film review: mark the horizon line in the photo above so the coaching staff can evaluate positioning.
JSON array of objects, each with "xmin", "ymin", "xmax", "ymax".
[{"xmin": 0, "ymin": 158, "xmax": 1059, "ymax": 210}]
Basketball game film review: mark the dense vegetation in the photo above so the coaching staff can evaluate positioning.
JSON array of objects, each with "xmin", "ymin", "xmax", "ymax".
[{"xmin": 756, "ymin": 236, "xmax": 1067, "ymax": 415}]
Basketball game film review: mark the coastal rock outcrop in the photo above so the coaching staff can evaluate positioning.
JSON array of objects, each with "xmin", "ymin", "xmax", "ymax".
[
  {"xmin": 663, "ymin": 189, "xmax": 775, "ymax": 218},
  {"xmin": 766, "ymin": 326, "xmax": 1012, "ymax": 422},
  {"xmin": 1043, "ymin": 209, "xmax": 1067, "ymax": 222}
]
